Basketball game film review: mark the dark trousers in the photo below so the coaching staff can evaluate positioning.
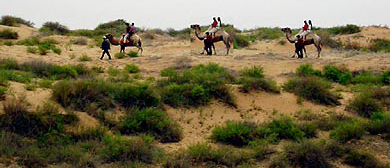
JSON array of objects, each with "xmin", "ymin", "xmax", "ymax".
[{"xmin": 100, "ymin": 49, "xmax": 111, "ymax": 60}]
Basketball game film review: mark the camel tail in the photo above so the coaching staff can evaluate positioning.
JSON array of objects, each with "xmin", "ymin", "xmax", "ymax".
[{"xmin": 138, "ymin": 40, "xmax": 142, "ymax": 47}]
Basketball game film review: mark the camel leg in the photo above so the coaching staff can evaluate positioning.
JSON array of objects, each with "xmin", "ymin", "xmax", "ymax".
[
  {"xmin": 303, "ymin": 47, "xmax": 307, "ymax": 58},
  {"xmin": 315, "ymin": 43, "xmax": 322, "ymax": 58},
  {"xmin": 224, "ymin": 41, "xmax": 230, "ymax": 55}
]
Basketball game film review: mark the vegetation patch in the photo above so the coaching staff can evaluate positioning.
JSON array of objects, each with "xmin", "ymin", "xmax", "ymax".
[
  {"xmin": 119, "ymin": 108, "xmax": 182, "ymax": 143},
  {"xmin": 159, "ymin": 63, "xmax": 236, "ymax": 107},
  {"xmin": 0, "ymin": 28, "xmax": 19, "ymax": 39},
  {"xmin": 238, "ymin": 66, "xmax": 280, "ymax": 93},
  {"xmin": 40, "ymin": 21, "xmax": 70, "ymax": 35},
  {"xmin": 0, "ymin": 15, "xmax": 34, "ymax": 27},
  {"xmin": 283, "ymin": 76, "xmax": 341, "ymax": 106}
]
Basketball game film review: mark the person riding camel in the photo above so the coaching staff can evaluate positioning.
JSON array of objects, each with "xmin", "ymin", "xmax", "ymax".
[
  {"xmin": 207, "ymin": 17, "xmax": 219, "ymax": 37},
  {"xmin": 123, "ymin": 22, "xmax": 137, "ymax": 43},
  {"xmin": 298, "ymin": 20, "xmax": 310, "ymax": 40}
]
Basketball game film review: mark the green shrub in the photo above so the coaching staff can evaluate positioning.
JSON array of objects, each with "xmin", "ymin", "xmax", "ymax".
[
  {"xmin": 159, "ymin": 63, "xmax": 236, "ymax": 107},
  {"xmin": 79, "ymin": 53, "xmax": 92, "ymax": 61},
  {"xmin": 344, "ymin": 149, "xmax": 387, "ymax": 168},
  {"xmin": 233, "ymin": 34, "xmax": 250, "ymax": 49},
  {"xmin": 127, "ymin": 51, "xmax": 138, "ymax": 57},
  {"xmin": 368, "ymin": 38, "xmax": 390, "ymax": 52},
  {"xmin": 348, "ymin": 92, "xmax": 383, "ymax": 118},
  {"xmin": 52, "ymin": 79, "xmax": 114, "ymax": 111},
  {"xmin": 120, "ymin": 108, "xmax": 182, "ymax": 143},
  {"xmin": 178, "ymin": 142, "xmax": 252, "ymax": 167},
  {"xmin": 0, "ymin": 69, "xmax": 34, "ymax": 83},
  {"xmin": 0, "ymin": 58, "xmax": 19, "ymax": 70},
  {"xmin": 114, "ymin": 52, "xmax": 126, "ymax": 59},
  {"xmin": 124, "ymin": 64, "xmax": 140, "ymax": 73},
  {"xmin": 211, "ymin": 121, "xmax": 258, "ymax": 146},
  {"xmin": 21, "ymin": 61, "xmax": 81, "ymax": 79},
  {"xmin": 112, "ymin": 83, "xmax": 159, "ymax": 108},
  {"xmin": 278, "ymin": 40, "xmax": 286, "ymax": 45},
  {"xmin": 239, "ymin": 77, "xmax": 280, "ymax": 93},
  {"xmin": 0, "ymin": 97, "xmax": 75, "ymax": 137},
  {"xmin": 328, "ymin": 24, "xmax": 361, "ymax": 35},
  {"xmin": 283, "ymin": 76, "xmax": 341, "ymax": 106},
  {"xmin": 351, "ymin": 71, "xmax": 382, "ymax": 84},
  {"xmin": 367, "ymin": 112, "xmax": 390, "ymax": 135},
  {"xmin": 92, "ymin": 66, "xmax": 104, "ymax": 73},
  {"xmin": 52, "ymin": 47, "xmax": 62, "ymax": 55},
  {"xmin": 160, "ymin": 67, "xmax": 178, "ymax": 77},
  {"xmin": 38, "ymin": 79, "xmax": 53, "ymax": 88},
  {"xmin": 296, "ymin": 63, "xmax": 322, "ymax": 77},
  {"xmin": 260, "ymin": 116, "xmax": 305, "ymax": 142},
  {"xmin": 241, "ymin": 66, "xmax": 264, "ymax": 78},
  {"xmin": 253, "ymin": 27, "xmax": 283, "ymax": 40},
  {"xmin": 298, "ymin": 122, "xmax": 318, "ymax": 138},
  {"xmin": 322, "ymin": 65, "xmax": 352, "ymax": 85},
  {"xmin": 0, "ymin": 15, "xmax": 34, "ymax": 27},
  {"xmin": 3, "ymin": 40, "xmax": 14, "ymax": 46},
  {"xmin": 26, "ymin": 46, "xmax": 38, "ymax": 54},
  {"xmin": 317, "ymin": 30, "xmax": 343, "ymax": 49},
  {"xmin": 40, "ymin": 21, "xmax": 70, "ymax": 35},
  {"xmin": 330, "ymin": 120, "xmax": 366, "ymax": 142},
  {"xmin": 0, "ymin": 86, "xmax": 7, "ymax": 100},
  {"xmin": 38, "ymin": 45, "xmax": 48, "ymax": 55},
  {"xmin": 0, "ymin": 29, "xmax": 18, "ymax": 39},
  {"xmin": 0, "ymin": 131, "xmax": 30, "ymax": 156},
  {"xmin": 283, "ymin": 140, "xmax": 332, "ymax": 168},
  {"xmin": 16, "ymin": 37, "xmax": 40, "ymax": 46},
  {"xmin": 101, "ymin": 134, "xmax": 161, "ymax": 163}
]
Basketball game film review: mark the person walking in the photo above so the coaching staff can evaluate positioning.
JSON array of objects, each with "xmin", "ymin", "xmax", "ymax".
[{"xmin": 100, "ymin": 36, "xmax": 111, "ymax": 60}]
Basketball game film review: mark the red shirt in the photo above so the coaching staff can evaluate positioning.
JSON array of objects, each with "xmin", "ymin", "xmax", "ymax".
[
  {"xmin": 303, "ymin": 24, "xmax": 309, "ymax": 30},
  {"xmin": 211, "ymin": 20, "xmax": 218, "ymax": 28},
  {"xmin": 297, "ymin": 38, "xmax": 304, "ymax": 46},
  {"xmin": 206, "ymin": 35, "xmax": 213, "ymax": 42}
]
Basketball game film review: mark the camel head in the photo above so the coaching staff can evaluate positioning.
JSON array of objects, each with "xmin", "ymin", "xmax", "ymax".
[
  {"xmin": 281, "ymin": 28, "xmax": 292, "ymax": 34},
  {"xmin": 190, "ymin": 24, "xmax": 201, "ymax": 30},
  {"xmin": 105, "ymin": 33, "xmax": 114, "ymax": 39}
]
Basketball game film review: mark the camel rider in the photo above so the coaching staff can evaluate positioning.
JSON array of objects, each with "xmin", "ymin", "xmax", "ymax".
[
  {"xmin": 207, "ymin": 17, "xmax": 219, "ymax": 36},
  {"xmin": 299, "ymin": 20, "xmax": 310, "ymax": 40},
  {"xmin": 123, "ymin": 23, "xmax": 132, "ymax": 43},
  {"xmin": 129, "ymin": 23, "xmax": 137, "ymax": 37}
]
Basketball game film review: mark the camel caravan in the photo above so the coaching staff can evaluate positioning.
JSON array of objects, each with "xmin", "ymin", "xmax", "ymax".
[{"xmin": 100, "ymin": 18, "xmax": 322, "ymax": 60}]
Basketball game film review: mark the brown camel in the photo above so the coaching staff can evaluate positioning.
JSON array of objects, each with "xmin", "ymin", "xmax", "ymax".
[
  {"xmin": 105, "ymin": 33, "xmax": 143, "ymax": 55},
  {"xmin": 190, "ymin": 24, "xmax": 233, "ymax": 55},
  {"xmin": 281, "ymin": 27, "xmax": 322, "ymax": 58}
]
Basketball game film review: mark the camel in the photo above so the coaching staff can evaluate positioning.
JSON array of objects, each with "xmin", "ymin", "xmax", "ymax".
[
  {"xmin": 281, "ymin": 27, "xmax": 322, "ymax": 58},
  {"xmin": 105, "ymin": 33, "xmax": 143, "ymax": 55},
  {"xmin": 190, "ymin": 24, "xmax": 233, "ymax": 55}
]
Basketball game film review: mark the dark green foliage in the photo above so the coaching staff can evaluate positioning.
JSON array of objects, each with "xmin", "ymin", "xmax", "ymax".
[
  {"xmin": 101, "ymin": 134, "xmax": 161, "ymax": 163},
  {"xmin": 124, "ymin": 64, "xmax": 140, "ymax": 73},
  {"xmin": 211, "ymin": 121, "xmax": 258, "ymax": 146},
  {"xmin": 298, "ymin": 122, "xmax": 318, "ymax": 138},
  {"xmin": 344, "ymin": 149, "xmax": 388, "ymax": 168},
  {"xmin": 159, "ymin": 63, "xmax": 236, "ymax": 107},
  {"xmin": 351, "ymin": 71, "xmax": 383, "ymax": 84},
  {"xmin": 369, "ymin": 38, "xmax": 390, "ymax": 52},
  {"xmin": 3, "ymin": 40, "xmax": 14, "ymax": 46},
  {"xmin": 160, "ymin": 67, "xmax": 178, "ymax": 77},
  {"xmin": 95, "ymin": 19, "xmax": 127, "ymax": 36},
  {"xmin": 16, "ymin": 37, "xmax": 40, "ymax": 46},
  {"xmin": 119, "ymin": 108, "xmax": 182, "ymax": 143},
  {"xmin": 0, "ymin": 69, "xmax": 34, "ymax": 83},
  {"xmin": 296, "ymin": 63, "xmax": 322, "ymax": 76},
  {"xmin": 114, "ymin": 52, "xmax": 126, "ymax": 59},
  {"xmin": 127, "ymin": 51, "xmax": 138, "ymax": 57},
  {"xmin": 322, "ymin": 65, "xmax": 352, "ymax": 85},
  {"xmin": 0, "ymin": 131, "xmax": 31, "ymax": 156},
  {"xmin": 165, "ymin": 143, "xmax": 252, "ymax": 167},
  {"xmin": 233, "ymin": 34, "xmax": 250, "ymax": 49},
  {"xmin": 0, "ymin": 15, "xmax": 34, "ymax": 27},
  {"xmin": 166, "ymin": 27, "xmax": 191, "ymax": 39},
  {"xmin": 330, "ymin": 120, "xmax": 366, "ymax": 142},
  {"xmin": 0, "ymin": 28, "xmax": 19, "ymax": 39},
  {"xmin": 328, "ymin": 24, "xmax": 361, "ymax": 35},
  {"xmin": 40, "ymin": 21, "xmax": 70, "ymax": 35},
  {"xmin": 0, "ymin": 58, "xmax": 19, "ymax": 69},
  {"xmin": 283, "ymin": 140, "xmax": 332, "ymax": 168},
  {"xmin": 367, "ymin": 112, "xmax": 390, "ymax": 135},
  {"xmin": 283, "ymin": 76, "xmax": 341, "ymax": 106},
  {"xmin": 0, "ymin": 98, "xmax": 77, "ymax": 137},
  {"xmin": 0, "ymin": 86, "xmax": 6, "ymax": 100},
  {"xmin": 259, "ymin": 116, "xmax": 305, "ymax": 142},
  {"xmin": 348, "ymin": 92, "xmax": 383, "ymax": 118},
  {"xmin": 112, "ymin": 83, "xmax": 159, "ymax": 109},
  {"xmin": 52, "ymin": 79, "xmax": 114, "ymax": 111},
  {"xmin": 21, "ymin": 61, "xmax": 82, "ymax": 79},
  {"xmin": 239, "ymin": 66, "xmax": 280, "ymax": 93}
]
